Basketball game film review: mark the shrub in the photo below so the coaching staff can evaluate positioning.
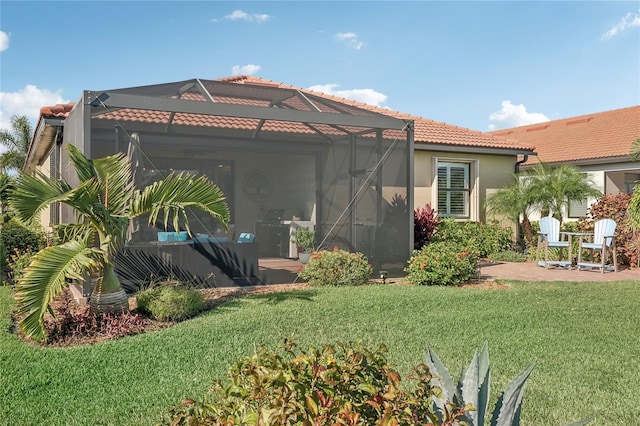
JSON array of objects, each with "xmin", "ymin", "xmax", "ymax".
[
  {"xmin": 405, "ymin": 241, "xmax": 479, "ymax": 286},
  {"xmin": 165, "ymin": 340, "xmax": 466, "ymax": 425},
  {"xmin": 578, "ymin": 193, "xmax": 637, "ymax": 267},
  {"xmin": 414, "ymin": 203, "xmax": 440, "ymax": 249},
  {"xmin": 136, "ymin": 286, "xmax": 203, "ymax": 321},
  {"xmin": 298, "ymin": 248, "xmax": 372, "ymax": 286},
  {"xmin": 432, "ymin": 219, "xmax": 512, "ymax": 258},
  {"xmin": 1, "ymin": 218, "xmax": 46, "ymax": 282}
]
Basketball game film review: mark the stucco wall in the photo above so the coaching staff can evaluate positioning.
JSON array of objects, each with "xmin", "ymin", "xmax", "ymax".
[{"xmin": 414, "ymin": 149, "xmax": 517, "ymax": 225}]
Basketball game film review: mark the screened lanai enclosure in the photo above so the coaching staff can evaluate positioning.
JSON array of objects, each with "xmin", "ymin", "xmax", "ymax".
[{"xmin": 44, "ymin": 78, "xmax": 414, "ymax": 289}]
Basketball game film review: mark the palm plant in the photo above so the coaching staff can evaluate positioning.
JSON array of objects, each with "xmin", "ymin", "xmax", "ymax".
[
  {"xmin": 631, "ymin": 137, "xmax": 640, "ymax": 162},
  {"xmin": 526, "ymin": 162, "xmax": 601, "ymax": 223},
  {"xmin": 485, "ymin": 173, "xmax": 537, "ymax": 247},
  {"xmin": 9, "ymin": 144, "xmax": 230, "ymax": 341},
  {"xmin": 0, "ymin": 115, "xmax": 32, "ymax": 173}
]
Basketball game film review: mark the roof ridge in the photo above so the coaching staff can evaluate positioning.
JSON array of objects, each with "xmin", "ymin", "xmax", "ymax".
[{"xmin": 487, "ymin": 104, "xmax": 640, "ymax": 133}]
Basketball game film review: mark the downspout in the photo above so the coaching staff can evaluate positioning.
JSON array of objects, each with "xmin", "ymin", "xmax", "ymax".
[
  {"xmin": 514, "ymin": 154, "xmax": 530, "ymax": 248},
  {"xmin": 515, "ymin": 154, "xmax": 529, "ymax": 174}
]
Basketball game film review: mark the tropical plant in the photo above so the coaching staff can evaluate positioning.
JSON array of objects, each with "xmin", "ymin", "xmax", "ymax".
[
  {"xmin": 580, "ymin": 191, "xmax": 638, "ymax": 267},
  {"xmin": 0, "ymin": 172, "xmax": 13, "ymax": 220},
  {"xmin": 485, "ymin": 173, "xmax": 537, "ymax": 247},
  {"xmin": 414, "ymin": 202, "xmax": 440, "ymax": 249},
  {"xmin": 291, "ymin": 226, "xmax": 315, "ymax": 253},
  {"xmin": 9, "ymin": 144, "xmax": 230, "ymax": 341},
  {"xmin": 631, "ymin": 137, "xmax": 640, "ymax": 162},
  {"xmin": 0, "ymin": 115, "xmax": 33, "ymax": 173},
  {"xmin": 424, "ymin": 342, "xmax": 592, "ymax": 426},
  {"xmin": 525, "ymin": 162, "xmax": 601, "ymax": 223},
  {"xmin": 166, "ymin": 340, "xmax": 466, "ymax": 425}
]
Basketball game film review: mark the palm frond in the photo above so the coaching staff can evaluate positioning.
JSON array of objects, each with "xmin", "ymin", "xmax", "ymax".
[
  {"xmin": 92, "ymin": 151, "xmax": 135, "ymax": 216},
  {"xmin": 68, "ymin": 144, "xmax": 135, "ymax": 211},
  {"xmin": 15, "ymin": 240, "xmax": 103, "ymax": 341},
  {"xmin": 68, "ymin": 144, "xmax": 99, "ymax": 183},
  {"xmin": 131, "ymin": 172, "xmax": 230, "ymax": 233},
  {"xmin": 54, "ymin": 223, "xmax": 97, "ymax": 246},
  {"xmin": 631, "ymin": 138, "xmax": 640, "ymax": 162},
  {"xmin": 9, "ymin": 170, "xmax": 73, "ymax": 224}
]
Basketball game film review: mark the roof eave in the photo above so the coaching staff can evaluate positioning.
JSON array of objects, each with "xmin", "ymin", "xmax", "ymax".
[
  {"xmin": 415, "ymin": 142, "xmax": 536, "ymax": 156},
  {"xmin": 25, "ymin": 117, "xmax": 64, "ymax": 171},
  {"xmin": 522, "ymin": 155, "xmax": 633, "ymax": 169}
]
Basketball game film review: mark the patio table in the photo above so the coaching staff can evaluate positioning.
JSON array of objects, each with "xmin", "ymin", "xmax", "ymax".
[{"xmin": 560, "ymin": 231, "xmax": 592, "ymax": 267}]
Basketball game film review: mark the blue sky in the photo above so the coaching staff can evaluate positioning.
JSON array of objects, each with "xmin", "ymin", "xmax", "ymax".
[{"xmin": 1, "ymin": 1, "xmax": 639, "ymax": 136}]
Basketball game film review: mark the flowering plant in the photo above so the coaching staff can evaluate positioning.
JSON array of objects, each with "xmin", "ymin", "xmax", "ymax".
[
  {"xmin": 298, "ymin": 247, "xmax": 372, "ymax": 286},
  {"xmin": 405, "ymin": 241, "xmax": 478, "ymax": 286}
]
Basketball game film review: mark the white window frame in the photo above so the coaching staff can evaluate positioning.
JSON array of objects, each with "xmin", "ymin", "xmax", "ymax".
[{"xmin": 433, "ymin": 157, "xmax": 479, "ymax": 220}]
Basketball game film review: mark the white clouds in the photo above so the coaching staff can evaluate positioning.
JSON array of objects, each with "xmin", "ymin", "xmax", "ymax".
[
  {"xmin": 231, "ymin": 64, "xmax": 261, "ymax": 76},
  {"xmin": 0, "ymin": 31, "xmax": 9, "ymax": 52},
  {"xmin": 335, "ymin": 32, "xmax": 364, "ymax": 50},
  {"xmin": 601, "ymin": 10, "xmax": 640, "ymax": 40},
  {"xmin": 213, "ymin": 10, "xmax": 272, "ymax": 23},
  {"xmin": 307, "ymin": 84, "xmax": 388, "ymax": 107},
  {"xmin": 0, "ymin": 85, "xmax": 68, "ymax": 131},
  {"xmin": 488, "ymin": 100, "xmax": 549, "ymax": 130}
]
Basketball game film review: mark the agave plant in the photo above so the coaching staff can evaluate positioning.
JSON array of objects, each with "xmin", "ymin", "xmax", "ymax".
[
  {"xmin": 9, "ymin": 144, "xmax": 230, "ymax": 341},
  {"xmin": 424, "ymin": 342, "xmax": 592, "ymax": 426}
]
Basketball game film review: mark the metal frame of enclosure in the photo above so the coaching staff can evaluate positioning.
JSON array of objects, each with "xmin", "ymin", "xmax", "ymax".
[{"xmin": 54, "ymin": 78, "xmax": 414, "ymax": 288}]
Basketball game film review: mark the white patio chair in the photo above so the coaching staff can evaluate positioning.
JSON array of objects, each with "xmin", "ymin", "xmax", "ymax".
[
  {"xmin": 535, "ymin": 216, "xmax": 570, "ymax": 269},
  {"xmin": 577, "ymin": 218, "xmax": 617, "ymax": 273}
]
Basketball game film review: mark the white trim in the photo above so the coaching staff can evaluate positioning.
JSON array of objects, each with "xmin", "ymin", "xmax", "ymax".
[{"xmin": 433, "ymin": 156, "xmax": 479, "ymax": 221}]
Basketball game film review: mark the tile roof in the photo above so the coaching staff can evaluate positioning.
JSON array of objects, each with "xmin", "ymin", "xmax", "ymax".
[
  {"xmin": 221, "ymin": 76, "xmax": 533, "ymax": 152},
  {"xmin": 36, "ymin": 76, "xmax": 535, "ymax": 154},
  {"xmin": 40, "ymin": 102, "xmax": 75, "ymax": 118},
  {"xmin": 486, "ymin": 106, "xmax": 640, "ymax": 166}
]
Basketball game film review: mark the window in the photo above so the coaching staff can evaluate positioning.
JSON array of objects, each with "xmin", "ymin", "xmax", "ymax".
[
  {"xmin": 437, "ymin": 161, "xmax": 470, "ymax": 218},
  {"xmin": 625, "ymin": 173, "xmax": 640, "ymax": 194},
  {"xmin": 568, "ymin": 199, "xmax": 589, "ymax": 218}
]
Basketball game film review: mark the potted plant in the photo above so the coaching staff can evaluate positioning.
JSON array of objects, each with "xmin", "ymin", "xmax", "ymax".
[{"xmin": 292, "ymin": 226, "xmax": 315, "ymax": 264}]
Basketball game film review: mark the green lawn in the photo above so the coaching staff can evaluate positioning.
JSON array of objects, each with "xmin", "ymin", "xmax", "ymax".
[{"xmin": 1, "ymin": 280, "xmax": 639, "ymax": 425}]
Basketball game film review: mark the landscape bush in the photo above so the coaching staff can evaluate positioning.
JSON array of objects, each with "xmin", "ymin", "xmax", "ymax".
[
  {"xmin": 165, "ymin": 340, "xmax": 467, "ymax": 425},
  {"xmin": 414, "ymin": 203, "xmax": 440, "ymax": 249},
  {"xmin": 578, "ymin": 192, "xmax": 638, "ymax": 267},
  {"xmin": 1, "ymin": 218, "xmax": 46, "ymax": 283},
  {"xmin": 165, "ymin": 340, "xmax": 578, "ymax": 426},
  {"xmin": 432, "ymin": 219, "xmax": 512, "ymax": 258},
  {"xmin": 136, "ymin": 286, "xmax": 203, "ymax": 321},
  {"xmin": 405, "ymin": 241, "xmax": 479, "ymax": 286},
  {"xmin": 298, "ymin": 247, "xmax": 372, "ymax": 286}
]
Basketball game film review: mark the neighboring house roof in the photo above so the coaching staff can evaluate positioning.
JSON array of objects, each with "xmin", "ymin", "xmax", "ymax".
[
  {"xmin": 28, "ymin": 76, "xmax": 535, "ymax": 169},
  {"xmin": 487, "ymin": 105, "xmax": 640, "ymax": 167}
]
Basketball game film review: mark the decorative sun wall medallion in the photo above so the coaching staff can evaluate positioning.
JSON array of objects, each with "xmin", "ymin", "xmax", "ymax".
[{"xmin": 242, "ymin": 170, "xmax": 272, "ymax": 201}]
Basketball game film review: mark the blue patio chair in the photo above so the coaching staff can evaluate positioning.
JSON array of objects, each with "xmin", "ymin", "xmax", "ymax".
[
  {"xmin": 577, "ymin": 218, "xmax": 617, "ymax": 273},
  {"xmin": 535, "ymin": 216, "xmax": 570, "ymax": 269}
]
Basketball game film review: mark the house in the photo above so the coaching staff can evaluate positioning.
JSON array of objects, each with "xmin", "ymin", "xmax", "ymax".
[
  {"xmin": 487, "ymin": 105, "xmax": 640, "ymax": 219},
  {"xmin": 25, "ymin": 76, "xmax": 534, "ymax": 286}
]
